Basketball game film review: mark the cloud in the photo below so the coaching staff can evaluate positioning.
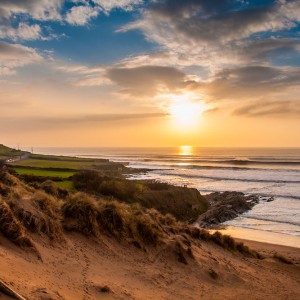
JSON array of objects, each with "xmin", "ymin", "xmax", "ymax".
[
  {"xmin": 0, "ymin": 41, "xmax": 42, "ymax": 73},
  {"xmin": 0, "ymin": 23, "xmax": 43, "ymax": 41},
  {"xmin": 92, "ymin": 0, "xmax": 143, "ymax": 12},
  {"xmin": 66, "ymin": 5, "xmax": 100, "ymax": 25},
  {"xmin": 0, "ymin": 0, "xmax": 62, "ymax": 41},
  {"xmin": 56, "ymin": 64, "xmax": 110, "ymax": 86},
  {"xmin": 106, "ymin": 65, "xmax": 188, "ymax": 97},
  {"xmin": 233, "ymin": 100, "xmax": 300, "ymax": 117},
  {"xmin": 0, "ymin": 0, "xmax": 62, "ymax": 21},
  {"xmin": 0, "ymin": 112, "xmax": 168, "ymax": 131},
  {"xmin": 189, "ymin": 65, "xmax": 300, "ymax": 101},
  {"xmin": 121, "ymin": 0, "xmax": 300, "ymax": 65}
]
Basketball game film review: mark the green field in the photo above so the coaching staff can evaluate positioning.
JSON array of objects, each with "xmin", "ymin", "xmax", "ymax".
[
  {"xmin": 31, "ymin": 154, "xmax": 102, "ymax": 162},
  {"xmin": 14, "ymin": 167, "xmax": 75, "ymax": 178},
  {"xmin": 2, "ymin": 144, "xmax": 123, "ymax": 191},
  {"xmin": 54, "ymin": 180, "xmax": 75, "ymax": 190},
  {"xmin": 11, "ymin": 159, "xmax": 105, "ymax": 170}
]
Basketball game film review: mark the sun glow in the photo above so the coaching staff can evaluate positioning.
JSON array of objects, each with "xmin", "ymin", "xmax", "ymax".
[
  {"xmin": 179, "ymin": 145, "xmax": 193, "ymax": 156},
  {"xmin": 167, "ymin": 93, "xmax": 208, "ymax": 127}
]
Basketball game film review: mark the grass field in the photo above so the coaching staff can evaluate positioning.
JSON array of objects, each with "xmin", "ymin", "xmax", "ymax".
[
  {"xmin": 3, "ymin": 144, "xmax": 123, "ymax": 191},
  {"xmin": 10, "ymin": 159, "xmax": 106, "ymax": 170},
  {"xmin": 54, "ymin": 180, "xmax": 75, "ymax": 190},
  {"xmin": 14, "ymin": 167, "xmax": 75, "ymax": 178},
  {"xmin": 31, "ymin": 154, "xmax": 103, "ymax": 162}
]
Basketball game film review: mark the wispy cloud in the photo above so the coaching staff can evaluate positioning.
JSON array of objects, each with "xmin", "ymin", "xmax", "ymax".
[
  {"xmin": 93, "ymin": 0, "xmax": 143, "ymax": 12},
  {"xmin": 0, "ymin": 41, "xmax": 42, "ymax": 73},
  {"xmin": 0, "ymin": 112, "xmax": 168, "ymax": 131},
  {"xmin": 233, "ymin": 100, "xmax": 300, "ymax": 117},
  {"xmin": 0, "ymin": 23, "xmax": 43, "ymax": 41}
]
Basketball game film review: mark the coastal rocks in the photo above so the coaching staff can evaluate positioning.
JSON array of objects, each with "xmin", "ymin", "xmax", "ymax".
[{"xmin": 197, "ymin": 191, "xmax": 261, "ymax": 227}]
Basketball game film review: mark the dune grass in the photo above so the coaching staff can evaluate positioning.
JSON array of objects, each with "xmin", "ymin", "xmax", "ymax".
[
  {"xmin": 0, "ymin": 170, "xmax": 265, "ymax": 260},
  {"xmin": 0, "ymin": 196, "xmax": 35, "ymax": 248}
]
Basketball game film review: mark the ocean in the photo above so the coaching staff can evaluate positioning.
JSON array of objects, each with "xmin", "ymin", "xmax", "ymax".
[{"xmin": 33, "ymin": 147, "xmax": 300, "ymax": 247}]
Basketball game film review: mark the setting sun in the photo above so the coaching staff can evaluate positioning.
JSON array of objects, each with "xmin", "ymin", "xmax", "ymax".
[{"xmin": 167, "ymin": 94, "xmax": 208, "ymax": 127}]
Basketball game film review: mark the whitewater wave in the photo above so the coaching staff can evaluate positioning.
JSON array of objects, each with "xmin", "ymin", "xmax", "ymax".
[{"xmin": 159, "ymin": 171, "xmax": 300, "ymax": 184}]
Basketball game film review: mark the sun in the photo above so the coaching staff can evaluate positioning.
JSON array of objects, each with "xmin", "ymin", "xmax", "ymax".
[
  {"xmin": 170, "ymin": 102, "xmax": 201, "ymax": 126},
  {"xmin": 168, "ymin": 94, "xmax": 207, "ymax": 127}
]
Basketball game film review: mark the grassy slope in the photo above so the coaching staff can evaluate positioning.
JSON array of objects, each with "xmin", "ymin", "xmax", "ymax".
[
  {"xmin": 0, "ymin": 144, "xmax": 24, "ymax": 160},
  {"xmin": 1, "ymin": 144, "xmax": 118, "ymax": 189}
]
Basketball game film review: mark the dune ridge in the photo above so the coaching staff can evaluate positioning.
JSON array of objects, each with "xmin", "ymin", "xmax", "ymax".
[{"xmin": 0, "ymin": 170, "xmax": 299, "ymax": 299}]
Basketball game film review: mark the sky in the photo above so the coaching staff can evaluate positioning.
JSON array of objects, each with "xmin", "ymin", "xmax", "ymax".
[{"xmin": 1, "ymin": 0, "xmax": 300, "ymax": 148}]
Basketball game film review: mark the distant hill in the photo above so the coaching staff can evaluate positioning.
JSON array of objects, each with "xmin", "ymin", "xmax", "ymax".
[{"xmin": 0, "ymin": 144, "xmax": 29, "ymax": 161}]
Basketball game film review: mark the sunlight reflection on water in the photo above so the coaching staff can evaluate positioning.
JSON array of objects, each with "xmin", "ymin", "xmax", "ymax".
[{"xmin": 179, "ymin": 145, "xmax": 193, "ymax": 156}]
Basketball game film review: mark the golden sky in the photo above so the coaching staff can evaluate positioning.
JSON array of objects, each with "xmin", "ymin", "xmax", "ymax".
[{"xmin": 1, "ymin": 0, "xmax": 300, "ymax": 147}]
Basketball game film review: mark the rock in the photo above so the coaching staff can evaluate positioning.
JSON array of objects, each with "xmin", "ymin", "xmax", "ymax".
[{"xmin": 197, "ymin": 191, "xmax": 260, "ymax": 227}]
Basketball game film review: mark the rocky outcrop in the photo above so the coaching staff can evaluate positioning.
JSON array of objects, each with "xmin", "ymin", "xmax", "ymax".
[{"xmin": 197, "ymin": 191, "xmax": 267, "ymax": 227}]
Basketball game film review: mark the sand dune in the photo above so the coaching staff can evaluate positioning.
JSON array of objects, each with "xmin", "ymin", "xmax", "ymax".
[{"xmin": 0, "ymin": 231, "xmax": 299, "ymax": 300}]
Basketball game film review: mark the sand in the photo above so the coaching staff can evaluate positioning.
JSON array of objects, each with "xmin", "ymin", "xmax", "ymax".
[{"xmin": 0, "ymin": 232, "xmax": 299, "ymax": 300}]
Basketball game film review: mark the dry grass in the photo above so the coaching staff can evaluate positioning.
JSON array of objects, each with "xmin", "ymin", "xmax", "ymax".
[
  {"xmin": 0, "ymin": 196, "xmax": 34, "ymax": 248},
  {"xmin": 7, "ymin": 191, "xmax": 63, "ymax": 241},
  {"xmin": 0, "ymin": 170, "xmax": 267, "ymax": 260},
  {"xmin": 273, "ymin": 253, "xmax": 293, "ymax": 264},
  {"xmin": 62, "ymin": 193, "xmax": 100, "ymax": 236},
  {"xmin": 183, "ymin": 227, "xmax": 263, "ymax": 258}
]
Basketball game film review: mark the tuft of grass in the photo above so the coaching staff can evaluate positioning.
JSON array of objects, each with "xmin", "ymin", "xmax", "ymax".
[
  {"xmin": 273, "ymin": 253, "xmax": 293, "ymax": 264},
  {"xmin": 184, "ymin": 228, "xmax": 262, "ymax": 258},
  {"xmin": 97, "ymin": 201, "xmax": 125, "ymax": 237},
  {"xmin": 133, "ymin": 214, "xmax": 160, "ymax": 246},
  {"xmin": 9, "ymin": 191, "xmax": 63, "ymax": 241},
  {"xmin": 62, "ymin": 193, "xmax": 99, "ymax": 236},
  {"xmin": 0, "ymin": 196, "xmax": 34, "ymax": 248}
]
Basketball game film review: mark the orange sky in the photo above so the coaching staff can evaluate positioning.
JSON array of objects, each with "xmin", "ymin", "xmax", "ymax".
[{"xmin": 1, "ymin": 0, "xmax": 300, "ymax": 148}]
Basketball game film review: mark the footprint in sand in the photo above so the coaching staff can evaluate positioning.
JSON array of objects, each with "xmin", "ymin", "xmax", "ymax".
[{"xmin": 73, "ymin": 240, "xmax": 91, "ymax": 300}]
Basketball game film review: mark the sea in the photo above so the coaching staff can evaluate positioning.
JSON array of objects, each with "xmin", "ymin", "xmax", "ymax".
[{"xmin": 33, "ymin": 147, "xmax": 300, "ymax": 248}]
